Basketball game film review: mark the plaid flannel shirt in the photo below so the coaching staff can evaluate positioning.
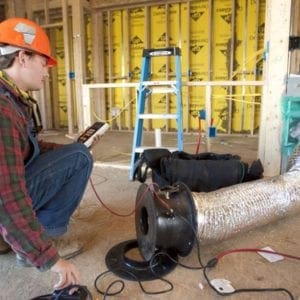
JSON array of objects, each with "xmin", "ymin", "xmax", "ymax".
[{"xmin": 0, "ymin": 74, "xmax": 59, "ymax": 271}]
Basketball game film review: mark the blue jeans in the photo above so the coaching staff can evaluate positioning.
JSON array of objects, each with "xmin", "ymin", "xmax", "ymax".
[{"xmin": 25, "ymin": 143, "xmax": 93, "ymax": 237}]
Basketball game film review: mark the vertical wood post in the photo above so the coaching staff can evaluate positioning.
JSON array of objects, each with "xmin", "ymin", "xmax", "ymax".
[{"xmin": 258, "ymin": 0, "xmax": 292, "ymax": 176}]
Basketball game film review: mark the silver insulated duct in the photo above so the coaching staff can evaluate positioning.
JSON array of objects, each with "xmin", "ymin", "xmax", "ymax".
[
  {"xmin": 135, "ymin": 154, "xmax": 300, "ymax": 260},
  {"xmin": 193, "ymin": 163, "xmax": 300, "ymax": 245}
]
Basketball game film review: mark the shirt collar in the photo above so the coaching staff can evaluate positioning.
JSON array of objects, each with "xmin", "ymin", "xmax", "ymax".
[{"xmin": 0, "ymin": 70, "xmax": 31, "ymax": 101}]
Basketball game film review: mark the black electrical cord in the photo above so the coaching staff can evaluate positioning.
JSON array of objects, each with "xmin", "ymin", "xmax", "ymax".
[
  {"xmin": 94, "ymin": 267, "xmax": 173, "ymax": 299},
  {"xmin": 91, "ymin": 177, "xmax": 297, "ymax": 299},
  {"xmin": 202, "ymin": 255, "xmax": 295, "ymax": 300},
  {"xmin": 151, "ymin": 251, "xmax": 203, "ymax": 270},
  {"xmin": 171, "ymin": 204, "xmax": 297, "ymax": 299},
  {"xmin": 203, "ymin": 264, "xmax": 294, "ymax": 299},
  {"xmin": 94, "ymin": 270, "xmax": 125, "ymax": 298},
  {"xmin": 150, "ymin": 214, "xmax": 205, "ymax": 271},
  {"xmin": 177, "ymin": 214, "xmax": 205, "ymax": 268},
  {"xmin": 103, "ymin": 280, "xmax": 125, "ymax": 300}
]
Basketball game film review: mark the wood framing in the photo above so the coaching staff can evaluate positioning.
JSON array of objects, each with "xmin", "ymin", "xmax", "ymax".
[
  {"xmin": 72, "ymin": 0, "xmax": 90, "ymax": 131},
  {"xmin": 91, "ymin": 0, "xmax": 184, "ymax": 10},
  {"xmin": 258, "ymin": 0, "xmax": 292, "ymax": 176},
  {"xmin": 2, "ymin": 0, "xmax": 297, "ymax": 176},
  {"xmin": 62, "ymin": 0, "xmax": 74, "ymax": 135},
  {"xmin": 5, "ymin": 0, "xmax": 25, "ymax": 17},
  {"xmin": 91, "ymin": 10, "xmax": 107, "ymax": 123},
  {"xmin": 289, "ymin": 0, "xmax": 300, "ymax": 74}
]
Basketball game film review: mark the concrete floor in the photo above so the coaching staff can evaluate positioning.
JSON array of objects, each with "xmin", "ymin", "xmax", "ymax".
[{"xmin": 0, "ymin": 130, "xmax": 299, "ymax": 300}]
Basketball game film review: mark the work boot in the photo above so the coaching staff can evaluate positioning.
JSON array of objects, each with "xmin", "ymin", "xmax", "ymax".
[
  {"xmin": 16, "ymin": 237, "xmax": 84, "ymax": 267},
  {"xmin": 0, "ymin": 236, "xmax": 11, "ymax": 254}
]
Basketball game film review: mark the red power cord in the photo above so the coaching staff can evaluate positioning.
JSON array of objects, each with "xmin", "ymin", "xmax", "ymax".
[
  {"xmin": 195, "ymin": 117, "xmax": 202, "ymax": 154},
  {"xmin": 216, "ymin": 248, "xmax": 300, "ymax": 261},
  {"xmin": 89, "ymin": 179, "xmax": 171, "ymax": 217}
]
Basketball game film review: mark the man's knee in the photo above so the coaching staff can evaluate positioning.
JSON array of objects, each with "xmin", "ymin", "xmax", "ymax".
[{"xmin": 69, "ymin": 143, "xmax": 94, "ymax": 175}]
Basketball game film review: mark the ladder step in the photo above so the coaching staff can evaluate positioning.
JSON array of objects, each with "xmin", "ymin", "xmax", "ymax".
[
  {"xmin": 142, "ymin": 80, "xmax": 177, "ymax": 86},
  {"xmin": 143, "ymin": 47, "xmax": 181, "ymax": 57},
  {"xmin": 150, "ymin": 87, "xmax": 176, "ymax": 94},
  {"xmin": 135, "ymin": 146, "xmax": 178, "ymax": 153},
  {"xmin": 138, "ymin": 113, "xmax": 178, "ymax": 119}
]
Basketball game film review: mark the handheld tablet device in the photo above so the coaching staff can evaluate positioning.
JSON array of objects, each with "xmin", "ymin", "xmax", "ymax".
[{"xmin": 77, "ymin": 122, "xmax": 109, "ymax": 147}]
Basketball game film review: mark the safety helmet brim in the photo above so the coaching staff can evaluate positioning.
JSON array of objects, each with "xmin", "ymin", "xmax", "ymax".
[{"xmin": 0, "ymin": 18, "xmax": 57, "ymax": 67}]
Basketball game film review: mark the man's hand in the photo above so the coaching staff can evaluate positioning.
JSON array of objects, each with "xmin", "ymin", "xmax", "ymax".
[
  {"xmin": 50, "ymin": 258, "xmax": 80, "ymax": 290},
  {"xmin": 89, "ymin": 134, "xmax": 101, "ymax": 149}
]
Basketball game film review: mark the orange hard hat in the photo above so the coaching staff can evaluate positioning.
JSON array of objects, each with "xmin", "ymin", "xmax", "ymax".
[{"xmin": 0, "ymin": 18, "xmax": 56, "ymax": 66}]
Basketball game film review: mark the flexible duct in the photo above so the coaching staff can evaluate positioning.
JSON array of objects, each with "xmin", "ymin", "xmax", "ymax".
[
  {"xmin": 135, "ymin": 154, "xmax": 300, "ymax": 260},
  {"xmin": 287, "ymin": 142, "xmax": 300, "ymax": 171},
  {"xmin": 193, "ymin": 163, "xmax": 300, "ymax": 245}
]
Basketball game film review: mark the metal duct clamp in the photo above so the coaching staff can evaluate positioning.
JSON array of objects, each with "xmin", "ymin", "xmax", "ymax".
[{"xmin": 135, "ymin": 183, "xmax": 198, "ymax": 261}]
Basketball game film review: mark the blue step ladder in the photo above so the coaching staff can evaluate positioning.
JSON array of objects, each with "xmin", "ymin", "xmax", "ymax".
[{"xmin": 129, "ymin": 47, "xmax": 183, "ymax": 180}]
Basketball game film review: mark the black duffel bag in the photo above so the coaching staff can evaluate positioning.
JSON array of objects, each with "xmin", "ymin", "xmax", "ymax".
[{"xmin": 133, "ymin": 149, "xmax": 263, "ymax": 192}]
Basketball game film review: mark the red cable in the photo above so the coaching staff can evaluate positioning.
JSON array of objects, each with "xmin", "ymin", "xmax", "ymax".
[
  {"xmin": 89, "ymin": 177, "xmax": 135, "ymax": 217},
  {"xmin": 216, "ymin": 248, "xmax": 300, "ymax": 261},
  {"xmin": 89, "ymin": 179, "xmax": 171, "ymax": 217},
  {"xmin": 195, "ymin": 117, "xmax": 202, "ymax": 154}
]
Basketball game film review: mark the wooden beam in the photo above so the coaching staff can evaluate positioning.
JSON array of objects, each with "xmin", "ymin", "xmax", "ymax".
[
  {"xmin": 48, "ymin": 29, "xmax": 59, "ymax": 129},
  {"xmin": 25, "ymin": 0, "xmax": 90, "ymax": 11},
  {"xmin": 123, "ymin": 9, "xmax": 132, "ymax": 129},
  {"xmin": 258, "ymin": 0, "xmax": 292, "ymax": 176},
  {"xmin": 91, "ymin": 0, "xmax": 182, "ymax": 10},
  {"xmin": 5, "ymin": 0, "xmax": 26, "ymax": 17},
  {"xmin": 227, "ymin": 0, "xmax": 236, "ymax": 134},
  {"xmin": 289, "ymin": 0, "xmax": 300, "ymax": 74},
  {"xmin": 107, "ymin": 11, "xmax": 115, "ymax": 128},
  {"xmin": 72, "ymin": 0, "xmax": 89, "ymax": 131},
  {"xmin": 165, "ymin": 3, "xmax": 170, "ymax": 132},
  {"xmin": 62, "ymin": 0, "xmax": 74, "ymax": 134},
  {"xmin": 91, "ymin": 11, "xmax": 106, "ymax": 122}
]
